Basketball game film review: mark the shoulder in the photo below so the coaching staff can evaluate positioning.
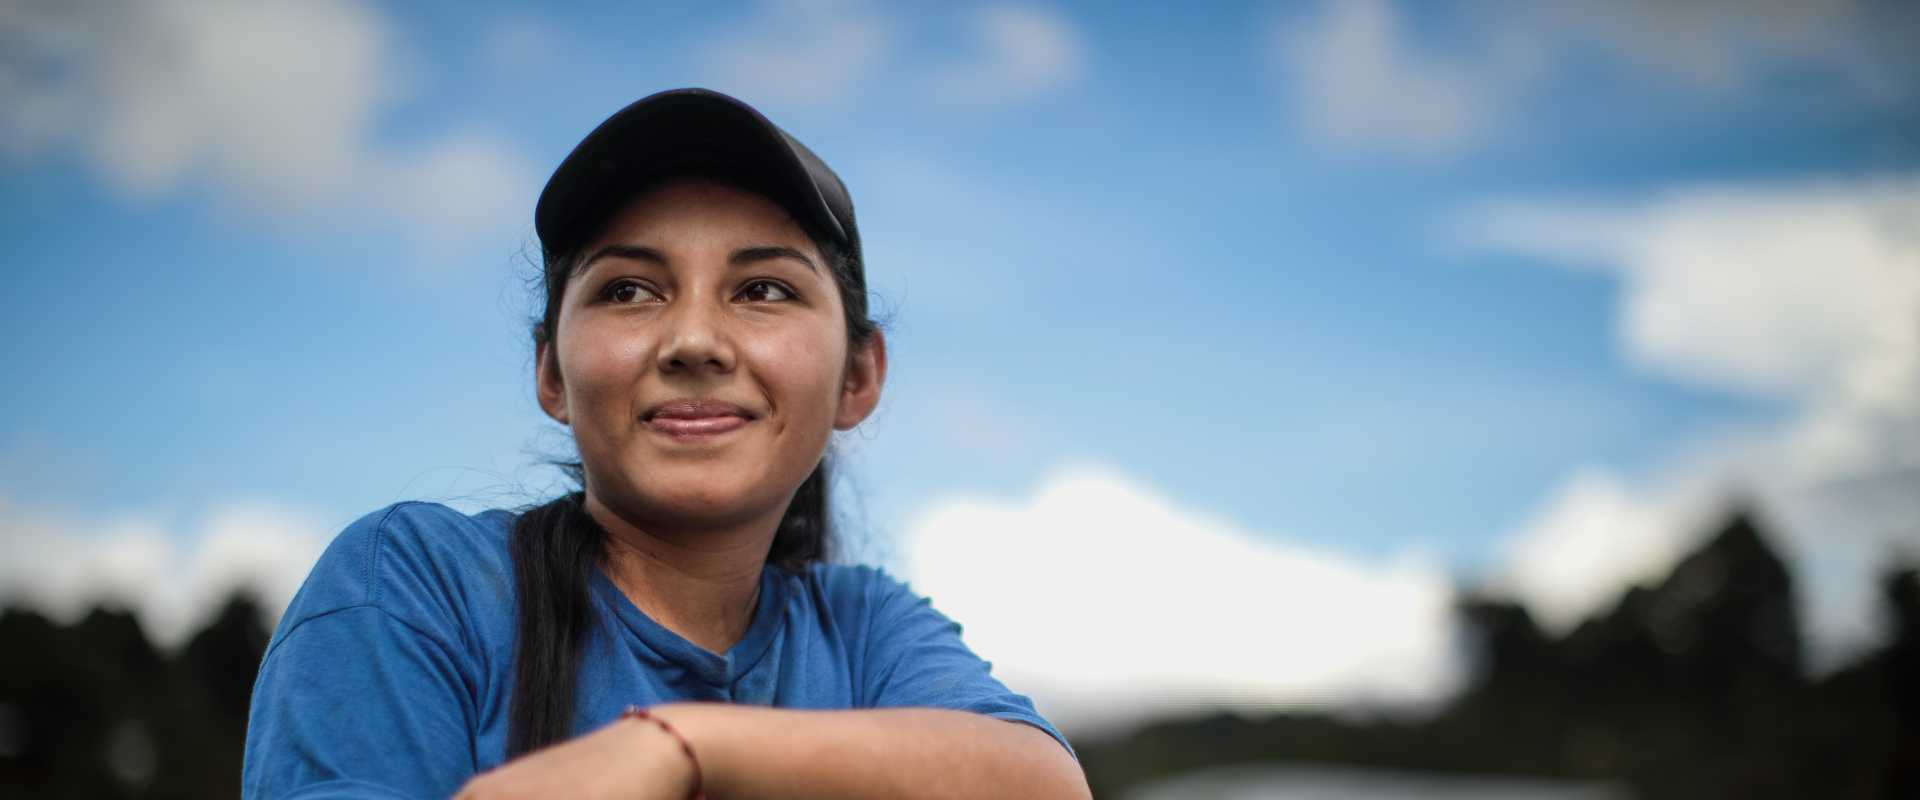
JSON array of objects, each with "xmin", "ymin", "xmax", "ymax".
[
  {"xmin": 272, "ymin": 500, "xmax": 518, "ymax": 647},
  {"xmin": 798, "ymin": 561, "xmax": 918, "ymax": 607},
  {"xmin": 794, "ymin": 561, "xmax": 951, "ymax": 635}
]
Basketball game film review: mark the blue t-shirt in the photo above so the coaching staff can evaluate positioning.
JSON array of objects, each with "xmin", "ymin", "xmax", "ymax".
[{"xmin": 242, "ymin": 501, "xmax": 1071, "ymax": 798}]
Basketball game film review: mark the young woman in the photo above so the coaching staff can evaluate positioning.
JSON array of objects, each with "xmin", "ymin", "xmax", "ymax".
[{"xmin": 240, "ymin": 88, "xmax": 1087, "ymax": 799}]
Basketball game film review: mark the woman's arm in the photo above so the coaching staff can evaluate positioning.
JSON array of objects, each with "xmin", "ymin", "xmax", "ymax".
[
  {"xmin": 655, "ymin": 702, "xmax": 1091, "ymax": 800},
  {"xmin": 458, "ymin": 703, "xmax": 1090, "ymax": 800}
]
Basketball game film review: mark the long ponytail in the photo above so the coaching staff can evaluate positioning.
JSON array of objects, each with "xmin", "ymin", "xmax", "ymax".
[{"xmin": 505, "ymin": 488, "xmax": 600, "ymax": 756}]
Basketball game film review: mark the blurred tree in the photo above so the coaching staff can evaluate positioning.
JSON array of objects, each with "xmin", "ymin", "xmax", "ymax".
[
  {"xmin": 1077, "ymin": 504, "xmax": 1918, "ymax": 799},
  {"xmin": 0, "ymin": 594, "xmax": 271, "ymax": 799},
  {"xmin": 1871, "ymin": 567, "xmax": 1920, "ymax": 796}
]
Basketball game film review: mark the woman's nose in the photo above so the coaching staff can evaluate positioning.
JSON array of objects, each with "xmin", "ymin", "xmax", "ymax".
[{"xmin": 655, "ymin": 293, "xmax": 737, "ymax": 375}]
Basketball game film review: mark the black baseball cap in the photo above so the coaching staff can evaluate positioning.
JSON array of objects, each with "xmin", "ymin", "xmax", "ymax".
[{"xmin": 534, "ymin": 88, "xmax": 860, "ymax": 271}]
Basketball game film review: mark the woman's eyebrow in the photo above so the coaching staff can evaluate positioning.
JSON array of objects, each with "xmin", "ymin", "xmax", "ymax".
[
  {"xmin": 576, "ymin": 244, "xmax": 666, "ymax": 276},
  {"xmin": 732, "ymin": 245, "xmax": 818, "ymax": 274}
]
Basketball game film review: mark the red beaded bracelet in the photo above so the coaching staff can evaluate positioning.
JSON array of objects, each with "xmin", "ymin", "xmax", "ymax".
[{"xmin": 621, "ymin": 705, "xmax": 706, "ymax": 800}]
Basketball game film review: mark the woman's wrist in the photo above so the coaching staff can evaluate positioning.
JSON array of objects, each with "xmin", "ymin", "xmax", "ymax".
[{"xmin": 620, "ymin": 706, "xmax": 704, "ymax": 800}]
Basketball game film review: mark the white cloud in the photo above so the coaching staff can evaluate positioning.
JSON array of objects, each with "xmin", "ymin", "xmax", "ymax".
[
  {"xmin": 1454, "ymin": 175, "xmax": 1920, "ymax": 663},
  {"xmin": 902, "ymin": 464, "xmax": 1462, "ymax": 736},
  {"xmin": 1455, "ymin": 177, "xmax": 1920, "ymax": 473},
  {"xmin": 699, "ymin": 0, "xmax": 893, "ymax": 108},
  {"xmin": 698, "ymin": 1, "xmax": 1084, "ymax": 111},
  {"xmin": 380, "ymin": 132, "xmax": 537, "ymax": 251},
  {"xmin": 1273, "ymin": 0, "xmax": 1513, "ymax": 158},
  {"xmin": 1545, "ymin": 0, "xmax": 1910, "ymax": 97},
  {"xmin": 0, "ymin": 496, "xmax": 332, "ymax": 648},
  {"xmin": 924, "ymin": 4, "xmax": 1086, "ymax": 108},
  {"xmin": 0, "ymin": 0, "xmax": 536, "ymax": 244},
  {"xmin": 1270, "ymin": 0, "xmax": 1917, "ymax": 157}
]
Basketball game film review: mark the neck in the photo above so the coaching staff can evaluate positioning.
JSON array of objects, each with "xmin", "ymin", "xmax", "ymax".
[{"xmin": 583, "ymin": 492, "xmax": 777, "ymax": 657}]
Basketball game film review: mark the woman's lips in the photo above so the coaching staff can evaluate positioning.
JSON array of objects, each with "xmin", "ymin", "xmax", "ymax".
[
  {"xmin": 641, "ymin": 398, "xmax": 757, "ymax": 440},
  {"xmin": 643, "ymin": 415, "xmax": 751, "ymax": 439}
]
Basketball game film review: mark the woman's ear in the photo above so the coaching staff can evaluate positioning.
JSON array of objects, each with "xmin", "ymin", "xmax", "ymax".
[
  {"xmin": 536, "ymin": 337, "xmax": 570, "ymax": 426},
  {"xmin": 834, "ymin": 330, "xmax": 887, "ymax": 430}
]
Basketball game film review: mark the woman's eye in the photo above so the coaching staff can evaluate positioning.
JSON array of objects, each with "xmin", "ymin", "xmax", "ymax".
[
  {"xmin": 604, "ymin": 281, "xmax": 661, "ymax": 304},
  {"xmin": 736, "ymin": 280, "xmax": 794, "ymax": 303}
]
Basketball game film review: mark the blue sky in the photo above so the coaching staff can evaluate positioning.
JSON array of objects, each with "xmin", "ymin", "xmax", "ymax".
[{"xmin": 3, "ymin": 0, "xmax": 1916, "ymax": 731}]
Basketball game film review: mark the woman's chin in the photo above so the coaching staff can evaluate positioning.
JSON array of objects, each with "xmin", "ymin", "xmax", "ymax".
[{"xmin": 593, "ymin": 476, "xmax": 778, "ymax": 528}]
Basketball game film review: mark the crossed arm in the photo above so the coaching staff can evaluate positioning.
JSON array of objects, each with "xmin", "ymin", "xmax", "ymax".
[
  {"xmin": 244, "ymin": 602, "xmax": 1087, "ymax": 799},
  {"xmin": 454, "ymin": 703, "xmax": 1092, "ymax": 800},
  {"xmin": 244, "ymin": 513, "xmax": 1083, "ymax": 799}
]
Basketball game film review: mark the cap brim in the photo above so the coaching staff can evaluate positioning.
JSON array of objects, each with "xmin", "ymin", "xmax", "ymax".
[{"xmin": 534, "ymin": 88, "xmax": 850, "ymax": 256}]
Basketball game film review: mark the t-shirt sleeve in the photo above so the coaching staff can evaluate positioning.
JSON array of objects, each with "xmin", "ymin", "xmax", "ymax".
[
  {"xmin": 858, "ymin": 568, "xmax": 1077, "ymax": 762},
  {"xmin": 241, "ymin": 504, "xmax": 483, "ymax": 799}
]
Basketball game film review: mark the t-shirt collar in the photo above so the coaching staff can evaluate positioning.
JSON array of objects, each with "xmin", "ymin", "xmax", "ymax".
[{"xmin": 588, "ymin": 560, "xmax": 787, "ymax": 687}]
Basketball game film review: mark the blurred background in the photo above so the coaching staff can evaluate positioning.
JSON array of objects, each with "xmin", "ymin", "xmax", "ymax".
[{"xmin": 2, "ymin": 0, "xmax": 1917, "ymax": 797}]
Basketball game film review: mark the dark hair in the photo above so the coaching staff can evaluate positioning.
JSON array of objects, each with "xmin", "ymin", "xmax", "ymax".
[{"xmin": 507, "ymin": 173, "xmax": 878, "ymax": 756}]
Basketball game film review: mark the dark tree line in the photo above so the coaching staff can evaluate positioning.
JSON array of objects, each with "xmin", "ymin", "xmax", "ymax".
[
  {"xmin": 1, "ymin": 595, "xmax": 270, "ymax": 798},
  {"xmin": 1077, "ymin": 510, "xmax": 1920, "ymax": 798}
]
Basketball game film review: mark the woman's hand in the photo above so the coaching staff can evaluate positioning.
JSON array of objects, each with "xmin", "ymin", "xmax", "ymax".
[{"xmin": 453, "ymin": 715, "xmax": 697, "ymax": 800}]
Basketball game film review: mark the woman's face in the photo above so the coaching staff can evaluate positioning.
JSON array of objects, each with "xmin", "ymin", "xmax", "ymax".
[{"xmin": 537, "ymin": 179, "xmax": 885, "ymax": 533}]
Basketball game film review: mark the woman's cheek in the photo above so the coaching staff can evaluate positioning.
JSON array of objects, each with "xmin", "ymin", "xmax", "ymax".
[
  {"xmin": 758, "ymin": 329, "xmax": 841, "ymax": 417},
  {"xmin": 566, "ymin": 324, "xmax": 653, "ymax": 426}
]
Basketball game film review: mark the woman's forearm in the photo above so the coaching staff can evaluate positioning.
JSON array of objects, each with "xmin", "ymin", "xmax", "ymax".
[{"xmin": 651, "ymin": 703, "xmax": 1091, "ymax": 800}]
